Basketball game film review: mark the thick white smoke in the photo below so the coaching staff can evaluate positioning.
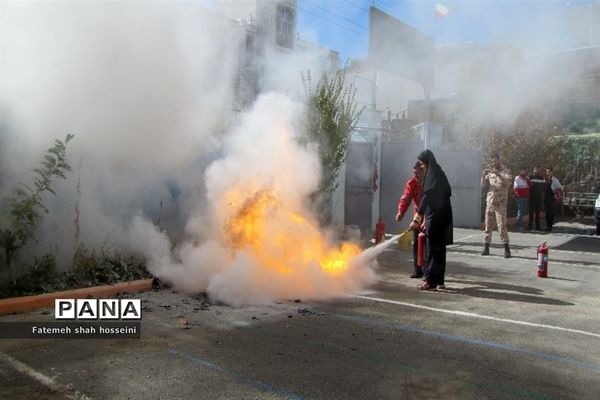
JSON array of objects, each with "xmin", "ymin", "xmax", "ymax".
[
  {"xmin": 125, "ymin": 93, "xmax": 376, "ymax": 306},
  {"xmin": 1, "ymin": 2, "xmax": 377, "ymax": 304},
  {"xmin": 0, "ymin": 2, "xmax": 239, "ymax": 265}
]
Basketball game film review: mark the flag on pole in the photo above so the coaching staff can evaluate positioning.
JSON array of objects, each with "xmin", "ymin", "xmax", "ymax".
[{"xmin": 435, "ymin": 2, "xmax": 452, "ymax": 17}]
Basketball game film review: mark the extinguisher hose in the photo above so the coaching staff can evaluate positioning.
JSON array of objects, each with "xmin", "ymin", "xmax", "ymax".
[{"xmin": 397, "ymin": 229, "xmax": 411, "ymax": 238}]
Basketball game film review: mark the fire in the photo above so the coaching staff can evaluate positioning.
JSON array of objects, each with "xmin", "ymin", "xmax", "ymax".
[
  {"xmin": 135, "ymin": 94, "xmax": 377, "ymax": 305},
  {"xmin": 222, "ymin": 187, "xmax": 361, "ymax": 276},
  {"xmin": 224, "ymin": 190, "xmax": 279, "ymax": 250},
  {"xmin": 319, "ymin": 243, "xmax": 361, "ymax": 273}
]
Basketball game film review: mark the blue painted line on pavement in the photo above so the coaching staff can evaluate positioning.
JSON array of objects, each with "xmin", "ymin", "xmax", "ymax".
[
  {"xmin": 338, "ymin": 314, "xmax": 600, "ymax": 373},
  {"xmin": 168, "ymin": 348, "xmax": 304, "ymax": 400}
]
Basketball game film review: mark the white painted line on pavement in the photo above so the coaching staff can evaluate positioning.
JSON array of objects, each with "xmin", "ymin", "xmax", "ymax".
[
  {"xmin": 448, "ymin": 250, "xmax": 600, "ymax": 270},
  {"xmin": 350, "ymin": 294, "xmax": 600, "ymax": 339},
  {"xmin": 0, "ymin": 352, "xmax": 92, "ymax": 400},
  {"xmin": 449, "ymin": 242, "xmax": 600, "ymax": 258},
  {"xmin": 547, "ymin": 249, "xmax": 600, "ymax": 257}
]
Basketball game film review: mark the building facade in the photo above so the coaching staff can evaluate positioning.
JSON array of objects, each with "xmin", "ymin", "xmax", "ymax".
[{"xmin": 218, "ymin": 0, "xmax": 338, "ymax": 111}]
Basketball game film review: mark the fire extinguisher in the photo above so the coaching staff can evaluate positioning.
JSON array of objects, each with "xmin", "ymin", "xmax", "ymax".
[
  {"xmin": 417, "ymin": 231, "xmax": 426, "ymax": 267},
  {"xmin": 537, "ymin": 242, "xmax": 549, "ymax": 277},
  {"xmin": 375, "ymin": 216, "xmax": 385, "ymax": 244}
]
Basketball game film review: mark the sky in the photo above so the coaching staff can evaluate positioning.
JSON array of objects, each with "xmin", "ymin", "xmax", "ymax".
[{"xmin": 295, "ymin": 0, "xmax": 597, "ymax": 61}]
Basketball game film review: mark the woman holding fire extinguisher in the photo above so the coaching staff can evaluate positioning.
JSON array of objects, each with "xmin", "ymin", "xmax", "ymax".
[{"xmin": 409, "ymin": 150, "xmax": 453, "ymax": 291}]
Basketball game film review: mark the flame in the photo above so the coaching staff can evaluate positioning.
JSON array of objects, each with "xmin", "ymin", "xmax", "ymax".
[
  {"xmin": 224, "ymin": 190, "xmax": 279, "ymax": 250},
  {"xmin": 222, "ymin": 187, "xmax": 361, "ymax": 277},
  {"xmin": 319, "ymin": 243, "xmax": 361, "ymax": 273}
]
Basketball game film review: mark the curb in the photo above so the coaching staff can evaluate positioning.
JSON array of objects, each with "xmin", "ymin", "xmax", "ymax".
[{"xmin": 0, "ymin": 279, "xmax": 154, "ymax": 316}]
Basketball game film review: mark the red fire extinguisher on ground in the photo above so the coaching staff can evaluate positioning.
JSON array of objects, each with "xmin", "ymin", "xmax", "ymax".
[
  {"xmin": 537, "ymin": 242, "xmax": 549, "ymax": 277},
  {"xmin": 375, "ymin": 216, "xmax": 385, "ymax": 244},
  {"xmin": 417, "ymin": 231, "xmax": 426, "ymax": 268}
]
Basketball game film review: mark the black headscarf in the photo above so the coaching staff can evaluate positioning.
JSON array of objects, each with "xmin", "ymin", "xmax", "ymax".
[
  {"xmin": 418, "ymin": 149, "xmax": 451, "ymax": 197},
  {"xmin": 417, "ymin": 149, "xmax": 453, "ymax": 247}
]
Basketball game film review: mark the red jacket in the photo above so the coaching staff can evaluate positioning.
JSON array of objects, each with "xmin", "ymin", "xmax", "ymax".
[
  {"xmin": 513, "ymin": 175, "xmax": 530, "ymax": 198},
  {"xmin": 398, "ymin": 176, "xmax": 422, "ymax": 216}
]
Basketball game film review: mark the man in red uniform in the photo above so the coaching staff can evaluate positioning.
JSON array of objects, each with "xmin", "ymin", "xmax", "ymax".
[{"xmin": 396, "ymin": 161, "xmax": 424, "ymax": 278}]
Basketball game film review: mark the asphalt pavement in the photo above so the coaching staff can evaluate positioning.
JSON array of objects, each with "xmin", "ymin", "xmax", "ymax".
[{"xmin": 1, "ymin": 225, "xmax": 599, "ymax": 400}]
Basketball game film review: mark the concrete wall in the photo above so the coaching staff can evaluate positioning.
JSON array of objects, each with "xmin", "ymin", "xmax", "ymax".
[{"xmin": 435, "ymin": 148, "xmax": 483, "ymax": 228}]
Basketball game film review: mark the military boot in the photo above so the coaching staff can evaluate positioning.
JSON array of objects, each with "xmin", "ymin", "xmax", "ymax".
[
  {"xmin": 504, "ymin": 243, "xmax": 511, "ymax": 258},
  {"xmin": 481, "ymin": 243, "xmax": 490, "ymax": 256}
]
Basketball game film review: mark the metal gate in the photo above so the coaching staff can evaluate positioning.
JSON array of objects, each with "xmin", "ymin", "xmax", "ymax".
[{"xmin": 344, "ymin": 142, "xmax": 375, "ymax": 238}]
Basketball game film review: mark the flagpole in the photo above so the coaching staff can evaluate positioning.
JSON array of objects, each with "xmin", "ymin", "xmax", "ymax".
[
  {"xmin": 589, "ymin": 3, "xmax": 593, "ymax": 47},
  {"xmin": 434, "ymin": 5, "xmax": 438, "ymax": 46},
  {"xmin": 428, "ymin": 4, "xmax": 440, "ymax": 124}
]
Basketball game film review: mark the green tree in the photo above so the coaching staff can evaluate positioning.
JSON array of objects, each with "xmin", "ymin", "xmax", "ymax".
[
  {"xmin": 551, "ymin": 134, "xmax": 600, "ymax": 192},
  {"xmin": 302, "ymin": 69, "xmax": 364, "ymax": 224},
  {"xmin": 0, "ymin": 134, "xmax": 74, "ymax": 281}
]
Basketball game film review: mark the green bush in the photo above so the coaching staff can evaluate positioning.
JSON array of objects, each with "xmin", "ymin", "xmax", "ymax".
[
  {"xmin": 0, "ymin": 244, "xmax": 149, "ymax": 299},
  {"xmin": 71, "ymin": 243, "xmax": 149, "ymax": 287},
  {"xmin": 0, "ymin": 135, "xmax": 74, "ymax": 282},
  {"xmin": 551, "ymin": 134, "xmax": 600, "ymax": 192}
]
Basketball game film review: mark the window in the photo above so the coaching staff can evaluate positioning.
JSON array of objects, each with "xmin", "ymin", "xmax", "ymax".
[{"xmin": 276, "ymin": 4, "xmax": 294, "ymax": 49}]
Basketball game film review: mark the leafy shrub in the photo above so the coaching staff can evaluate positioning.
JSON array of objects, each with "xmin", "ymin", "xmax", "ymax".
[
  {"xmin": 70, "ymin": 243, "xmax": 149, "ymax": 287},
  {"xmin": 0, "ymin": 244, "xmax": 149, "ymax": 299},
  {"xmin": 552, "ymin": 134, "xmax": 600, "ymax": 193},
  {"xmin": 0, "ymin": 135, "xmax": 74, "ymax": 282}
]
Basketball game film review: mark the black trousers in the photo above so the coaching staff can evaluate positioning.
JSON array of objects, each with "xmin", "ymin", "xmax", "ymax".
[
  {"xmin": 545, "ymin": 199, "xmax": 555, "ymax": 230},
  {"xmin": 528, "ymin": 201, "xmax": 541, "ymax": 229},
  {"xmin": 425, "ymin": 240, "xmax": 446, "ymax": 287}
]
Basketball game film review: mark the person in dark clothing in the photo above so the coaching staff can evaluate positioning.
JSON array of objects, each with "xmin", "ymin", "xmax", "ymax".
[
  {"xmin": 528, "ymin": 166, "xmax": 544, "ymax": 230},
  {"xmin": 409, "ymin": 150, "xmax": 453, "ymax": 291}
]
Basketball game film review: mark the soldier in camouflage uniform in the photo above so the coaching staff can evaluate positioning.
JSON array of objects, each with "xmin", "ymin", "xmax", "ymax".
[{"xmin": 481, "ymin": 154, "xmax": 512, "ymax": 258}]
